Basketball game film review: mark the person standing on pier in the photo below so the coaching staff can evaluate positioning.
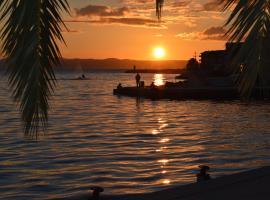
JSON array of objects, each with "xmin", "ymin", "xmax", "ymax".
[{"xmin": 135, "ymin": 73, "xmax": 141, "ymax": 87}]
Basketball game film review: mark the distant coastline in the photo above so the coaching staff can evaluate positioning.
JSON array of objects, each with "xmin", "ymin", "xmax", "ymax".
[
  {"xmin": 125, "ymin": 69, "xmax": 184, "ymax": 74},
  {"xmin": 59, "ymin": 58, "xmax": 187, "ymax": 72},
  {"xmin": 0, "ymin": 58, "xmax": 187, "ymax": 72}
]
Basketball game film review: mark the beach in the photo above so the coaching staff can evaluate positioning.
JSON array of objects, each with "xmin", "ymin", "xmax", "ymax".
[{"xmin": 78, "ymin": 166, "xmax": 270, "ymax": 200}]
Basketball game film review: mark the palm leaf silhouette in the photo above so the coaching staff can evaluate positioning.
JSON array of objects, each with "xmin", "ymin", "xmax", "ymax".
[
  {"xmin": 223, "ymin": 0, "xmax": 270, "ymax": 97},
  {"xmin": 0, "ymin": 0, "xmax": 69, "ymax": 136},
  {"xmin": 156, "ymin": 0, "xmax": 164, "ymax": 20}
]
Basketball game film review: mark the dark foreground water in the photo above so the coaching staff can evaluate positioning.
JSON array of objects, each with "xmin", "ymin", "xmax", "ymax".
[{"xmin": 1, "ymin": 72, "xmax": 270, "ymax": 200}]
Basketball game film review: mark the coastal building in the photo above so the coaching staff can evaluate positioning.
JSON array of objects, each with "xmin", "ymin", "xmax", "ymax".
[{"xmin": 200, "ymin": 42, "xmax": 243, "ymax": 76}]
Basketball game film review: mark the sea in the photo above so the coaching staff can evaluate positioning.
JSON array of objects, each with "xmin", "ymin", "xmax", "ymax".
[{"xmin": 1, "ymin": 72, "xmax": 270, "ymax": 200}]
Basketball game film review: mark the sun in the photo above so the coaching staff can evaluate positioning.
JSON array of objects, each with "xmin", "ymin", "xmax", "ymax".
[{"xmin": 153, "ymin": 47, "xmax": 165, "ymax": 59}]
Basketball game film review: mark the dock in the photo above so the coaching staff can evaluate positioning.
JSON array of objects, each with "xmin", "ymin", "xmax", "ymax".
[{"xmin": 113, "ymin": 86, "xmax": 239, "ymax": 100}]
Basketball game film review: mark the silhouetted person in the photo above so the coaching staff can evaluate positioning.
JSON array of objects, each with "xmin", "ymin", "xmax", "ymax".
[
  {"xmin": 117, "ymin": 83, "xmax": 122, "ymax": 89},
  {"xmin": 82, "ymin": 74, "xmax": 85, "ymax": 79},
  {"xmin": 135, "ymin": 73, "xmax": 141, "ymax": 87},
  {"xmin": 197, "ymin": 165, "xmax": 211, "ymax": 182},
  {"xmin": 150, "ymin": 82, "xmax": 155, "ymax": 88}
]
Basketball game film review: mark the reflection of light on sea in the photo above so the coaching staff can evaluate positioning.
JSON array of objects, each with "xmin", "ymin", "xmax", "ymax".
[
  {"xmin": 162, "ymin": 179, "xmax": 171, "ymax": 184},
  {"xmin": 159, "ymin": 123, "xmax": 168, "ymax": 129},
  {"xmin": 154, "ymin": 74, "xmax": 164, "ymax": 86},
  {"xmin": 160, "ymin": 138, "xmax": 170, "ymax": 143},
  {"xmin": 158, "ymin": 118, "xmax": 168, "ymax": 129},
  {"xmin": 158, "ymin": 118, "xmax": 165, "ymax": 123},
  {"xmin": 156, "ymin": 146, "xmax": 167, "ymax": 152},
  {"xmin": 158, "ymin": 159, "xmax": 169, "ymax": 164},
  {"xmin": 154, "ymin": 117, "xmax": 172, "ymax": 186},
  {"xmin": 152, "ymin": 129, "xmax": 160, "ymax": 135}
]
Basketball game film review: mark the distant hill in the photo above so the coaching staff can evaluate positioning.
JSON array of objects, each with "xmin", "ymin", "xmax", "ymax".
[
  {"xmin": 57, "ymin": 58, "xmax": 187, "ymax": 72},
  {"xmin": 0, "ymin": 58, "xmax": 187, "ymax": 72}
]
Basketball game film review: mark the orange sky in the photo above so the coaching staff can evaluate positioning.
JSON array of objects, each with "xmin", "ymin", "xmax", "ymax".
[{"xmin": 61, "ymin": 0, "xmax": 231, "ymax": 60}]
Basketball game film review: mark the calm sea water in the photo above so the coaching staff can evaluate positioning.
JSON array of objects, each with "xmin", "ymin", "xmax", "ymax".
[{"xmin": 1, "ymin": 72, "xmax": 270, "ymax": 200}]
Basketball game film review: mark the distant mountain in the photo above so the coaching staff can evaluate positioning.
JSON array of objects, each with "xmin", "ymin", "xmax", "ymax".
[
  {"xmin": 0, "ymin": 58, "xmax": 187, "ymax": 72},
  {"xmin": 57, "ymin": 58, "xmax": 187, "ymax": 72}
]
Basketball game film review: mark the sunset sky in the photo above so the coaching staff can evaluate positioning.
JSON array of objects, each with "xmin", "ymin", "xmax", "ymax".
[
  {"xmin": 0, "ymin": 0, "xmax": 229, "ymax": 61},
  {"xmin": 62, "ymin": 0, "xmax": 231, "ymax": 60}
]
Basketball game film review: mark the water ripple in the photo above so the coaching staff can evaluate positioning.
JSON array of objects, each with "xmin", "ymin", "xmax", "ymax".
[{"xmin": 0, "ymin": 73, "xmax": 270, "ymax": 200}]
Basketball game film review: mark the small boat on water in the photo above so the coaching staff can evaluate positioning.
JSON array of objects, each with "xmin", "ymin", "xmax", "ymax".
[{"xmin": 58, "ymin": 74, "xmax": 90, "ymax": 80}]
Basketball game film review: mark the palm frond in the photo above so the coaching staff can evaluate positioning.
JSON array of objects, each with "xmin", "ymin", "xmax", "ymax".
[
  {"xmin": 223, "ymin": 0, "xmax": 270, "ymax": 98},
  {"xmin": 156, "ymin": 0, "xmax": 164, "ymax": 20},
  {"xmin": 0, "ymin": 0, "xmax": 69, "ymax": 136}
]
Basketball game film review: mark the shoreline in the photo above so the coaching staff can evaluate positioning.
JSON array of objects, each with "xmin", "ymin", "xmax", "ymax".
[
  {"xmin": 125, "ymin": 69, "xmax": 183, "ymax": 74},
  {"xmin": 75, "ymin": 166, "xmax": 270, "ymax": 200}
]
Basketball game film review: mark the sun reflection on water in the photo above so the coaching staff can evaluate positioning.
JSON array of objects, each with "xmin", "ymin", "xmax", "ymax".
[
  {"xmin": 155, "ymin": 147, "xmax": 167, "ymax": 152},
  {"xmin": 153, "ymin": 117, "xmax": 172, "ymax": 186},
  {"xmin": 160, "ymin": 138, "xmax": 170, "ymax": 143},
  {"xmin": 159, "ymin": 123, "xmax": 168, "ymax": 129},
  {"xmin": 158, "ymin": 159, "xmax": 169, "ymax": 164},
  {"xmin": 162, "ymin": 179, "xmax": 171, "ymax": 184},
  {"xmin": 154, "ymin": 74, "xmax": 165, "ymax": 86},
  {"xmin": 152, "ymin": 129, "xmax": 160, "ymax": 135}
]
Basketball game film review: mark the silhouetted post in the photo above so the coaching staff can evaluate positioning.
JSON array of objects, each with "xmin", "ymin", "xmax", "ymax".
[
  {"xmin": 89, "ymin": 186, "xmax": 104, "ymax": 200},
  {"xmin": 196, "ymin": 165, "xmax": 211, "ymax": 182}
]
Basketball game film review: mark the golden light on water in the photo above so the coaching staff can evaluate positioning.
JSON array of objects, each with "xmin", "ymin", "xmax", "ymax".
[
  {"xmin": 162, "ymin": 179, "xmax": 171, "ymax": 184},
  {"xmin": 152, "ymin": 129, "xmax": 160, "ymax": 135},
  {"xmin": 158, "ymin": 159, "xmax": 169, "ymax": 164},
  {"xmin": 153, "ymin": 47, "xmax": 165, "ymax": 59},
  {"xmin": 152, "ymin": 117, "xmax": 172, "ymax": 187},
  {"xmin": 159, "ymin": 124, "xmax": 168, "ymax": 129},
  {"xmin": 160, "ymin": 138, "xmax": 170, "ymax": 143},
  {"xmin": 155, "ymin": 146, "xmax": 167, "ymax": 152},
  {"xmin": 154, "ymin": 74, "xmax": 164, "ymax": 86}
]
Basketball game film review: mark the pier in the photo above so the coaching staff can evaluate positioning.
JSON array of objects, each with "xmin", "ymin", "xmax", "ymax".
[{"xmin": 113, "ymin": 86, "xmax": 239, "ymax": 100}]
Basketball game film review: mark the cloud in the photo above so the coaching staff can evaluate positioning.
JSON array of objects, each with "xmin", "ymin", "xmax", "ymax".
[
  {"xmin": 202, "ymin": 0, "xmax": 223, "ymax": 12},
  {"xmin": 120, "ymin": 0, "xmax": 153, "ymax": 5},
  {"xmin": 175, "ymin": 32, "xmax": 199, "ymax": 40},
  {"xmin": 68, "ymin": 3, "xmax": 167, "ymax": 28},
  {"xmin": 184, "ymin": 19, "xmax": 197, "ymax": 28},
  {"xmin": 65, "ymin": 18, "xmax": 166, "ymax": 29},
  {"xmin": 172, "ymin": 0, "xmax": 191, "ymax": 8},
  {"xmin": 157, "ymin": 0, "xmax": 226, "ymax": 26},
  {"xmin": 69, "ymin": 1, "xmax": 226, "ymax": 29},
  {"xmin": 203, "ymin": 26, "xmax": 226, "ymax": 36},
  {"xmin": 154, "ymin": 34, "xmax": 163, "ymax": 37},
  {"xmin": 75, "ymin": 5, "xmax": 129, "ymax": 17},
  {"xmin": 176, "ymin": 26, "xmax": 227, "ymax": 41}
]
